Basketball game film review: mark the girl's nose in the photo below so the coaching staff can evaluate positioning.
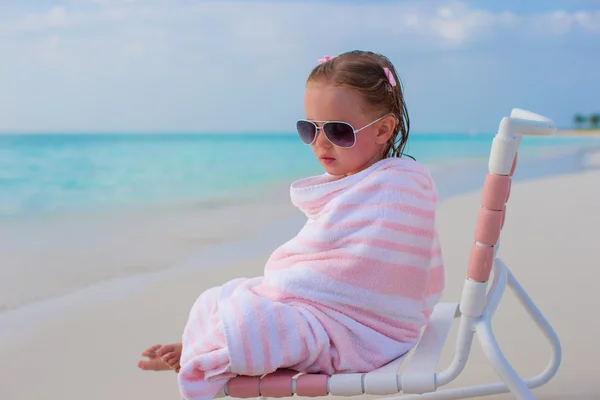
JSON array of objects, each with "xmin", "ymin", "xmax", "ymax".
[{"xmin": 313, "ymin": 127, "xmax": 331, "ymax": 148}]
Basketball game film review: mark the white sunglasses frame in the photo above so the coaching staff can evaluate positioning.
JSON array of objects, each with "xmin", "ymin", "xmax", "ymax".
[{"xmin": 296, "ymin": 115, "xmax": 389, "ymax": 149}]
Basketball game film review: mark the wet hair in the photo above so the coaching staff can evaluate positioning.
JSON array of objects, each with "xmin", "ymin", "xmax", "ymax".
[{"xmin": 306, "ymin": 50, "xmax": 411, "ymax": 159}]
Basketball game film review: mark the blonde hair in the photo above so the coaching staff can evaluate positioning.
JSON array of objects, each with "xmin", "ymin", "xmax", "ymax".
[{"xmin": 306, "ymin": 50, "xmax": 410, "ymax": 158}]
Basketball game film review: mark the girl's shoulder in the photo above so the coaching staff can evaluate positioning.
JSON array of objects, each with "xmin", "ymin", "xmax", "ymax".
[
  {"xmin": 366, "ymin": 157, "xmax": 436, "ymax": 191},
  {"xmin": 289, "ymin": 156, "xmax": 437, "ymax": 205}
]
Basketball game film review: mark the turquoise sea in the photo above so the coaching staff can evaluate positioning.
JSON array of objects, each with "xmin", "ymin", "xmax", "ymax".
[{"xmin": 0, "ymin": 132, "xmax": 597, "ymax": 219}]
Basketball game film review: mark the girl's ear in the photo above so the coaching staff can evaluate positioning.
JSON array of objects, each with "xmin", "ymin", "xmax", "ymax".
[{"xmin": 374, "ymin": 114, "xmax": 396, "ymax": 145}]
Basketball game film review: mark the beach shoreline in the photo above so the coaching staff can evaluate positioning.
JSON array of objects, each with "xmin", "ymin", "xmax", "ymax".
[
  {"xmin": 0, "ymin": 179, "xmax": 299, "ymax": 314},
  {"xmin": 557, "ymin": 128, "xmax": 600, "ymax": 137}
]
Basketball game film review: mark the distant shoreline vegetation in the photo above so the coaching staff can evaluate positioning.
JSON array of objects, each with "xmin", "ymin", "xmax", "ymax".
[{"xmin": 573, "ymin": 113, "xmax": 600, "ymax": 131}]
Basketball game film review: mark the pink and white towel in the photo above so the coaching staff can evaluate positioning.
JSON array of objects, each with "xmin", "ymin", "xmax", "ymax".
[{"xmin": 177, "ymin": 157, "xmax": 445, "ymax": 400}]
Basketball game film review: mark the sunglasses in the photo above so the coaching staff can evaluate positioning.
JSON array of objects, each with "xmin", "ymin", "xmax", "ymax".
[{"xmin": 296, "ymin": 115, "xmax": 388, "ymax": 148}]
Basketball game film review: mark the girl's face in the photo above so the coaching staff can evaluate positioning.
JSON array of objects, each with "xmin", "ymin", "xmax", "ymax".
[{"xmin": 303, "ymin": 81, "xmax": 395, "ymax": 176}]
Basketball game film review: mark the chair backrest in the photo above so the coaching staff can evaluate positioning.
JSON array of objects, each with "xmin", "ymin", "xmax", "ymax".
[
  {"xmin": 466, "ymin": 152, "xmax": 516, "ymax": 283},
  {"xmin": 459, "ymin": 109, "xmax": 556, "ymax": 317}
]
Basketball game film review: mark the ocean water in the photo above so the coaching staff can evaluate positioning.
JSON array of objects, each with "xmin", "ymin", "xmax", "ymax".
[{"xmin": 0, "ymin": 132, "xmax": 597, "ymax": 219}]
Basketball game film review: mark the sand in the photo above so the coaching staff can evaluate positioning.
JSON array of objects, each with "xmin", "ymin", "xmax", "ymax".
[
  {"xmin": 0, "ymin": 181, "xmax": 298, "ymax": 312},
  {"xmin": 557, "ymin": 129, "xmax": 600, "ymax": 137},
  {"xmin": 0, "ymin": 167, "xmax": 599, "ymax": 399}
]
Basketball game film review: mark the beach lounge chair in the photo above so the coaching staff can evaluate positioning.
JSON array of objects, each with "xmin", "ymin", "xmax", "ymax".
[{"xmin": 216, "ymin": 109, "xmax": 562, "ymax": 400}]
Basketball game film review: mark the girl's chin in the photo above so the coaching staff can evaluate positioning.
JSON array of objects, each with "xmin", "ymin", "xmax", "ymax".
[{"xmin": 321, "ymin": 162, "xmax": 350, "ymax": 177}]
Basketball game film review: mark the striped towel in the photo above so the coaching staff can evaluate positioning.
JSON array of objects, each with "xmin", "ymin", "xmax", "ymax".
[{"xmin": 177, "ymin": 157, "xmax": 445, "ymax": 400}]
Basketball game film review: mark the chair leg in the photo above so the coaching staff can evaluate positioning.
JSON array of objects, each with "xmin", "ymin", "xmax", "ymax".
[
  {"xmin": 476, "ymin": 321, "xmax": 536, "ymax": 400},
  {"xmin": 472, "ymin": 262, "xmax": 561, "ymax": 400},
  {"xmin": 505, "ymin": 266, "xmax": 562, "ymax": 387}
]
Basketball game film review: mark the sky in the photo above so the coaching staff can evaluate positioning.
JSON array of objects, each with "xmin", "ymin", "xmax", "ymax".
[{"xmin": 0, "ymin": 0, "xmax": 599, "ymax": 134}]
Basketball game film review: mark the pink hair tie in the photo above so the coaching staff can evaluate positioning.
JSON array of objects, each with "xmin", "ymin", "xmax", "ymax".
[
  {"xmin": 318, "ymin": 55, "xmax": 333, "ymax": 64},
  {"xmin": 383, "ymin": 67, "xmax": 397, "ymax": 87}
]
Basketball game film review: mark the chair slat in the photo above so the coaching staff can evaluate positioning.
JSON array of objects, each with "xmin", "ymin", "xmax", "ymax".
[{"xmin": 401, "ymin": 302, "xmax": 459, "ymax": 394}]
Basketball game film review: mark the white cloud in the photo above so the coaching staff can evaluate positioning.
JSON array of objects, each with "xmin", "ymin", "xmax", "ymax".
[
  {"xmin": 18, "ymin": 6, "xmax": 70, "ymax": 30},
  {"xmin": 3, "ymin": 1, "xmax": 599, "ymax": 45},
  {"xmin": 0, "ymin": 1, "xmax": 598, "ymax": 133},
  {"xmin": 39, "ymin": 34, "xmax": 62, "ymax": 63},
  {"xmin": 0, "ymin": 6, "xmax": 71, "ymax": 32},
  {"xmin": 0, "ymin": 4, "xmax": 129, "ymax": 34}
]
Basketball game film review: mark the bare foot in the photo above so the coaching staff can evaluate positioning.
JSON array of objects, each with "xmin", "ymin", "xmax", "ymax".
[
  {"xmin": 137, "ymin": 344, "xmax": 171, "ymax": 371},
  {"xmin": 156, "ymin": 342, "xmax": 183, "ymax": 373}
]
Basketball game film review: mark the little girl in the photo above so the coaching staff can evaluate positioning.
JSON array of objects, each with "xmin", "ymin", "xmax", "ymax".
[{"xmin": 138, "ymin": 50, "xmax": 444, "ymax": 400}]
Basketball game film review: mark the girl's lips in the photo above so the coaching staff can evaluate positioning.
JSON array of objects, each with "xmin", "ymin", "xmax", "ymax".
[{"xmin": 320, "ymin": 156, "xmax": 335, "ymax": 165}]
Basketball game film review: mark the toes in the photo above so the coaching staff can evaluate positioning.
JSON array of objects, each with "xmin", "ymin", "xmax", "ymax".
[
  {"xmin": 141, "ymin": 344, "xmax": 161, "ymax": 357},
  {"xmin": 167, "ymin": 358, "xmax": 180, "ymax": 368},
  {"xmin": 156, "ymin": 344, "xmax": 175, "ymax": 356},
  {"xmin": 138, "ymin": 360, "xmax": 157, "ymax": 370},
  {"xmin": 161, "ymin": 353, "xmax": 181, "ymax": 369},
  {"xmin": 138, "ymin": 358, "xmax": 170, "ymax": 371}
]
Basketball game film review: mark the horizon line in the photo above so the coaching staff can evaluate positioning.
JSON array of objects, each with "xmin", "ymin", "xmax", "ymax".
[{"xmin": 0, "ymin": 130, "xmax": 499, "ymax": 136}]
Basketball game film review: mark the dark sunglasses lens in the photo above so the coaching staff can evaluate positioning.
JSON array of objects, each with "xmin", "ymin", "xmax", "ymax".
[
  {"xmin": 296, "ymin": 121, "xmax": 316, "ymax": 144},
  {"xmin": 324, "ymin": 122, "xmax": 355, "ymax": 148}
]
